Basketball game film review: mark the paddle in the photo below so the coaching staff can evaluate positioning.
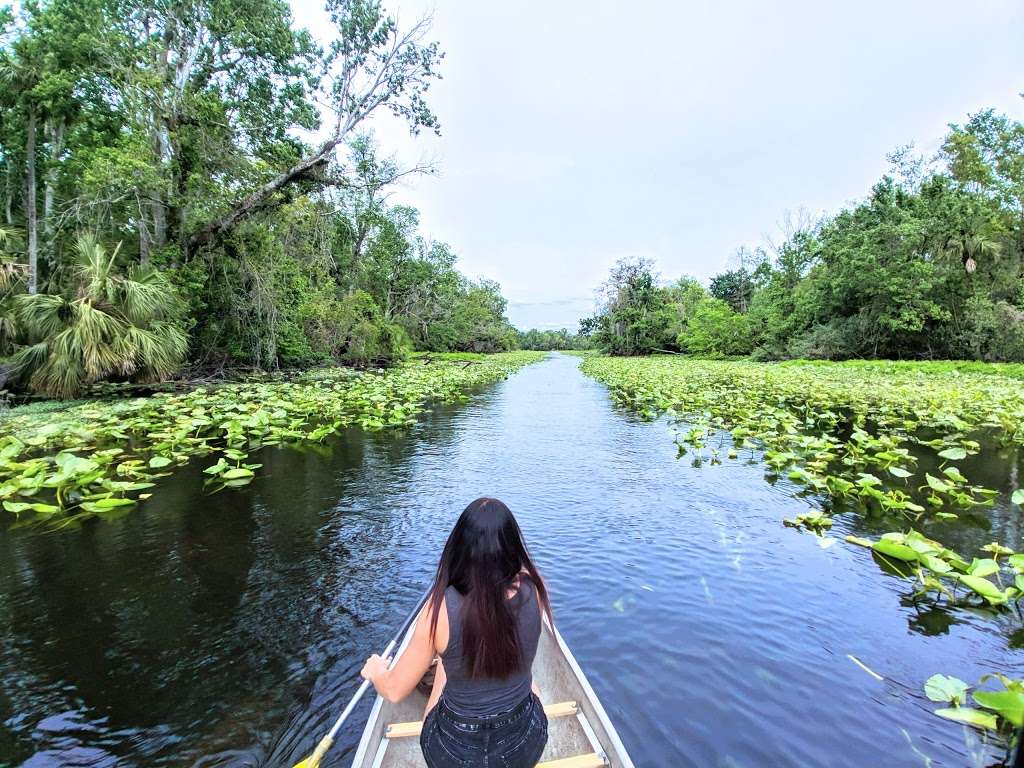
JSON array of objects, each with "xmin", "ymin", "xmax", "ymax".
[{"xmin": 293, "ymin": 588, "xmax": 431, "ymax": 768}]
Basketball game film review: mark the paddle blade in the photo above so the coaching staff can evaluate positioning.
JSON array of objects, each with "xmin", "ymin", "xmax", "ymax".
[{"xmin": 293, "ymin": 736, "xmax": 333, "ymax": 768}]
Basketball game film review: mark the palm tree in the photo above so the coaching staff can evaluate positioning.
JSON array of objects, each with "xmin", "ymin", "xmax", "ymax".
[
  {"xmin": 941, "ymin": 232, "xmax": 1002, "ymax": 274},
  {"xmin": 11, "ymin": 233, "xmax": 188, "ymax": 398},
  {"xmin": 0, "ymin": 227, "xmax": 26, "ymax": 354}
]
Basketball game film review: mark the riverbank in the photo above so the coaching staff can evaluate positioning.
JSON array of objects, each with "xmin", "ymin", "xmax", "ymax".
[
  {"xmin": 579, "ymin": 354, "xmax": 1024, "ymax": 751},
  {"xmin": 0, "ymin": 351, "xmax": 544, "ymax": 524}
]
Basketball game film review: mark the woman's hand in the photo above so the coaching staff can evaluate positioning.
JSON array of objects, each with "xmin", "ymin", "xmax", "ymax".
[{"xmin": 360, "ymin": 654, "xmax": 391, "ymax": 684}]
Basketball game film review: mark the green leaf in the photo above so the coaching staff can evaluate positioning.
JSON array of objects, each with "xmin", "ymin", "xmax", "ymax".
[
  {"xmin": 925, "ymin": 473, "xmax": 951, "ymax": 493},
  {"xmin": 967, "ymin": 559, "xmax": 999, "ymax": 578},
  {"xmin": 937, "ymin": 447, "xmax": 967, "ymax": 461},
  {"xmin": 872, "ymin": 539, "xmax": 918, "ymax": 562},
  {"xmin": 973, "ymin": 690, "xmax": 1024, "ymax": 727},
  {"xmin": 934, "ymin": 707, "xmax": 998, "ymax": 730},
  {"xmin": 222, "ymin": 467, "xmax": 254, "ymax": 480},
  {"xmin": 925, "ymin": 674, "xmax": 968, "ymax": 704},
  {"xmin": 148, "ymin": 455, "xmax": 172, "ymax": 468},
  {"xmin": 93, "ymin": 497, "xmax": 136, "ymax": 508},
  {"xmin": 981, "ymin": 542, "xmax": 1014, "ymax": 556},
  {"xmin": 920, "ymin": 555, "xmax": 952, "ymax": 574},
  {"xmin": 1011, "ymin": 489, "xmax": 1024, "ymax": 506},
  {"xmin": 888, "ymin": 466, "xmax": 913, "ymax": 478},
  {"xmin": 3, "ymin": 500, "xmax": 59, "ymax": 514},
  {"xmin": 956, "ymin": 574, "xmax": 1007, "ymax": 604}
]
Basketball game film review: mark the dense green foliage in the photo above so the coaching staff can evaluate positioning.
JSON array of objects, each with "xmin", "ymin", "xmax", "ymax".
[
  {"xmin": 516, "ymin": 327, "xmax": 590, "ymax": 350},
  {"xmin": 0, "ymin": 351, "xmax": 543, "ymax": 521},
  {"xmin": 582, "ymin": 356, "xmax": 1023, "ymax": 519},
  {"xmin": 0, "ymin": 0, "xmax": 517, "ymax": 397},
  {"xmin": 10, "ymin": 233, "xmax": 187, "ymax": 397},
  {"xmin": 587, "ymin": 106, "xmax": 1024, "ymax": 361}
]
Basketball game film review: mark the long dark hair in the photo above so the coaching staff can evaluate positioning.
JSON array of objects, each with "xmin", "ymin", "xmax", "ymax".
[{"xmin": 428, "ymin": 497, "xmax": 552, "ymax": 679}]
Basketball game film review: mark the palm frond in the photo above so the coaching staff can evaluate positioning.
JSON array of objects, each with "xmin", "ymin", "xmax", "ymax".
[
  {"xmin": 74, "ymin": 233, "xmax": 117, "ymax": 303},
  {"xmin": 30, "ymin": 346, "xmax": 87, "ymax": 400},
  {"xmin": 118, "ymin": 323, "xmax": 189, "ymax": 381},
  {"xmin": 8, "ymin": 342, "xmax": 51, "ymax": 384},
  {"xmin": 69, "ymin": 301, "xmax": 128, "ymax": 379},
  {"xmin": 12, "ymin": 232, "xmax": 189, "ymax": 398},
  {"xmin": 118, "ymin": 266, "xmax": 182, "ymax": 325},
  {"xmin": 15, "ymin": 294, "xmax": 70, "ymax": 342}
]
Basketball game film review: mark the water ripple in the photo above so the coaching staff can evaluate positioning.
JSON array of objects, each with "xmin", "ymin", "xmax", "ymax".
[{"xmin": 0, "ymin": 354, "xmax": 1018, "ymax": 767}]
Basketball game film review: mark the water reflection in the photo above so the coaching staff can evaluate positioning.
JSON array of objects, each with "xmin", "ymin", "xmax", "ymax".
[{"xmin": 0, "ymin": 354, "xmax": 1020, "ymax": 767}]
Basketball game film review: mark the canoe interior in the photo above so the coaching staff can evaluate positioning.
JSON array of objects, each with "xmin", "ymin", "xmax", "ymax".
[{"xmin": 351, "ymin": 620, "xmax": 634, "ymax": 768}]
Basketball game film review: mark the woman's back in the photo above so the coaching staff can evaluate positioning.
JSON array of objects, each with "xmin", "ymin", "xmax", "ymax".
[
  {"xmin": 441, "ymin": 578, "xmax": 541, "ymax": 717},
  {"xmin": 360, "ymin": 497, "xmax": 551, "ymax": 768}
]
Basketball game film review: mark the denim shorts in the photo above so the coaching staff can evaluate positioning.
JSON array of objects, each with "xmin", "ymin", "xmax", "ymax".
[{"xmin": 419, "ymin": 693, "xmax": 548, "ymax": 768}]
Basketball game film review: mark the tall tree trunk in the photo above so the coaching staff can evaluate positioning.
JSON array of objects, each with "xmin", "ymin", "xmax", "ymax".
[
  {"xmin": 143, "ymin": 10, "xmax": 169, "ymax": 261},
  {"xmin": 4, "ymin": 164, "xmax": 12, "ymax": 225},
  {"xmin": 43, "ymin": 116, "xmax": 65, "ymax": 269},
  {"xmin": 25, "ymin": 109, "xmax": 38, "ymax": 295},
  {"xmin": 138, "ymin": 204, "xmax": 151, "ymax": 264},
  {"xmin": 3, "ymin": 153, "xmax": 14, "ymax": 225},
  {"xmin": 152, "ymin": 191, "xmax": 167, "ymax": 251}
]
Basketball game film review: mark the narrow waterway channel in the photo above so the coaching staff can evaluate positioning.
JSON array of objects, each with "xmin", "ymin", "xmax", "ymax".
[{"xmin": 0, "ymin": 354, "xmax": 1015, "ymax": 767}]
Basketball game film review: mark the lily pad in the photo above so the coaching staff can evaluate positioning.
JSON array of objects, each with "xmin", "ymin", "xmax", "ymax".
[
  {"xmin": 973, "ymin": 690, "xmax": 1024, "ymax": 727},
  {"xmin": 934, "ymin": 707, "xmax": 998, "ymax": 730},
  {"xmin": 924, "ymin": 674, "xmax": 968, "ymax": 705}
]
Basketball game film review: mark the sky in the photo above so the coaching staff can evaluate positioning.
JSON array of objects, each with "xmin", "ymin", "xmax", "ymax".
[{"xmin": 289, "ymin": 1, "xmax": 1024, "ymax": 331}]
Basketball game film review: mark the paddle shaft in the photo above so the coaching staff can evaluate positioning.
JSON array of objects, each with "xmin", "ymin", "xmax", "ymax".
[{"xmin": 302, "ymin": 588, "xmax": 431, "ymax": 766}]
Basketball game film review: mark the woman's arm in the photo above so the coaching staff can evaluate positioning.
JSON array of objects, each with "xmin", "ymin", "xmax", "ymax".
[{"xmin": 360, "ymin": 600, "xmax": 444, "ymax": 704}]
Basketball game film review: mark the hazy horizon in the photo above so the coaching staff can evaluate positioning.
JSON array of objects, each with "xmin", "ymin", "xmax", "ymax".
[{"xmin": 290, "ymin": 1, "xmax": 1024, "ymax": 331}]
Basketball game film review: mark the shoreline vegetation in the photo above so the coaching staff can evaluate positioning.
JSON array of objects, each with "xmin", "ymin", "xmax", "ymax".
[
  {"xmin": 558, "ymin": 105, "xmax": 1024, "ymax": 367},
  {"xmin": 0, "ymin": 1, "xmax": 523, "ymax": 403},
  {"xmin": 2, "ymin": 0, "xmax": 1023, "ymax": 761},
  {"xmin": 0, "ymin": 351, "xmax": 544, "ymax": 525},
  {"xmin": 578, "ymin": 353, "xmax": 1024, "ymax": 752}
]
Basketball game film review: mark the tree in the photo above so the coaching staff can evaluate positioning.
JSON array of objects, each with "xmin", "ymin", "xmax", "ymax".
[
  {"xmin": 516, "ymin": 327, "xmax": 587, "ymax": 350},
  {"xmin": 594, "ymin": 257, "xmax": 676, "ymax": 355},
  {"xmin": 940, "ymin": 231, "xmax": 1001, "ymax": 274},
  {"xmin": 679, "ymin": 297, "xmax": 753, "ymax": 357},
  {"xmin": 186, "ymin": 0, "xmax": 442, "ymax": 257},
  {"xmin": 11, "ymin": 233, "xmax": 187, "ymax": 397}
]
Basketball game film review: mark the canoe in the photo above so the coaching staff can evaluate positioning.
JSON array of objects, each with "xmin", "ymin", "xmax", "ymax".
[{"xmin": 351, "ymin": 618, "xmax": 636, "ymax": 768}]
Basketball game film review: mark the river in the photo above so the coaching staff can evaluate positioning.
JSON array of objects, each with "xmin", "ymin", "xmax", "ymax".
[{"xmin": 0, "ymin": 353, "xmax": 1016, "ymax": 767}]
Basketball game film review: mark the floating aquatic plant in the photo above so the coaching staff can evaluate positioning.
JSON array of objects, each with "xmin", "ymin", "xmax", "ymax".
[
  {"xmin": 924, "ymin": 672, "xmax": 1024, "ymax": 735},
  {"xmin": 844, "ymin": 532, "xmax": 1022, "ymax": 609},
  {"xmin": 580, "ymin": 357, "xmax": 1022, "ymax": 522},
  {"xmin": 0, "ymin": 352, "xmax": 544, "ymax": 523}
]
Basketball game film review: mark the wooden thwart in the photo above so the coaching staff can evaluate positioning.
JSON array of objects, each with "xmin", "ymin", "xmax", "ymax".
[
  {"xmin": 537, "ymin": 754, "xmax": 606, "ymax": 768},
  {"xmin": 385, "ymin": 701, "xmax": 579, "ymax": 739}
]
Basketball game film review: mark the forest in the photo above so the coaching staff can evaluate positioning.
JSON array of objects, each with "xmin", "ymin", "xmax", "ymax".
[
  {"xmin": 587, "ymin": 107, "xmax": 1024, "ymax": 362},
  {"xmin": 2, "ymin": 0, "xmax": 1024, "ymax": 404},
  {"xmin": 0, "ymin": 0, "xmax": 517, "ymax": 398}
]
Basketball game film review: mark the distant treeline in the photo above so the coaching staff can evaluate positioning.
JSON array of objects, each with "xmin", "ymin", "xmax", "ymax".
[
  {"xmin": 515, "ymin": 328, "xmax": 589, "ymax": 351},
  {"xmin": 587, "ymin": 104, "xmax": 1024, "ymax": 361},
  {"xmin": 0, "ymin": 0, "xmax": 520, "ymax": 398}
]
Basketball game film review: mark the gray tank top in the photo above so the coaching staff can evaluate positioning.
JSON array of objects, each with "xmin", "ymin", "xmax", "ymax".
[{"xmin": 440, "ymin": 578, "xmax": 541, "ymax": 717}]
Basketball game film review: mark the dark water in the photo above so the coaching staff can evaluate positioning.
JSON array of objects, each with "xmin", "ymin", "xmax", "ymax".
[{"xmin": 0, "ymin": 354, "xmax": 1020, "ymax": 767}]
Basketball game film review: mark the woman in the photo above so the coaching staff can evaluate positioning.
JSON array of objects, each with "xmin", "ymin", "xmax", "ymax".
[{"xmin": 360, "ymin": 497, "xmax": 553, "ymax": 768}]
